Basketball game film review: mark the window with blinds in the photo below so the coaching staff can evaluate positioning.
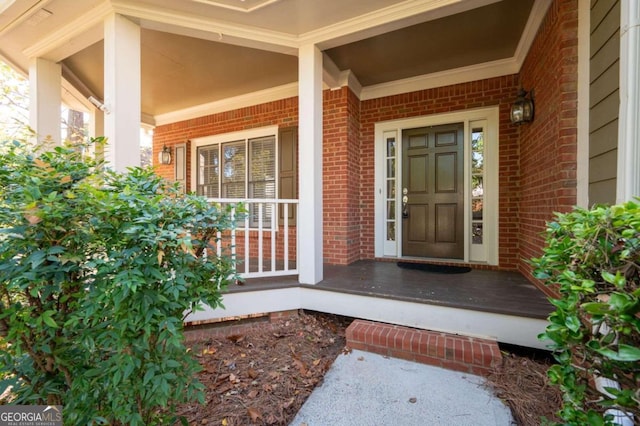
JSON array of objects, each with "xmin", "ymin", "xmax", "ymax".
[
  {"xmin": 196, "ymin": 145, "xmax": 219, "ymax": 198},
  {"xmin": 249, "ymin": 136, "xmax": 276, "ymax": 226},
  {"xmin": 222, "ymin": 141, "xmax": 246, "ymax": 198},
  {"xmin": 196, "ymin": 134, "xmax": 277, "ymax": 227}
]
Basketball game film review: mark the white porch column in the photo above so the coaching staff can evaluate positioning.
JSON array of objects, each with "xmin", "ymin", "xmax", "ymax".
[
  {"xmin": 616, "ymin": 0, "xmax": 640, "ymax": 202},
  {"xmin": 298, "ymin": 44, "xmax": 323, "ymax": 284},
  {"xmin": 29, "ymin": 58, "xmax": 61, "ymax": 146},
  {"xmin": 103, "ymin": 13, "xmax": 141, "ymax": 172}
]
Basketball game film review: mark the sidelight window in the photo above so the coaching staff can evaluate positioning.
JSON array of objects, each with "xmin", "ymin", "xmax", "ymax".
[{"xmin": 471, "ymin": 127, "xmax": 484, "ymax": 245}]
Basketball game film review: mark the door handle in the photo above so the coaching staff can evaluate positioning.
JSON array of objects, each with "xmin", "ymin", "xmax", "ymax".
[{"xmin": 402, "ymin": 193, "xmax": 409, "ymax": 218}]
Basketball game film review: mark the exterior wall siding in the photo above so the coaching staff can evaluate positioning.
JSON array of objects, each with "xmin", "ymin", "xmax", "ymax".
[
  {"xmin": 359, "ymin": 76, "xmax": 521, "ymax": 269},
  {"xmin": 517, "ymin": 0, "xmax": 579, "ymax": 285},
  {"xmin": 589, "ymin": 0, "xmax": 620, "ymax": 204}
]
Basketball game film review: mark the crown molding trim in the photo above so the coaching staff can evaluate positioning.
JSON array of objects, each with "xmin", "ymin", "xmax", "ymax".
[
  {"xmin": 512, "ymin": 0, "xmax": 553, "ymax": 69},
  {"xmin": 154, "ymin": 82, "xmax": 298, "ymax": 126},
  {"xmin": 360, "ymin": 57, "xmax": 519, "ymax": 101},
  {"xmin": 112, "ymin": 0, "xmax": 298, "ymax": 53}
]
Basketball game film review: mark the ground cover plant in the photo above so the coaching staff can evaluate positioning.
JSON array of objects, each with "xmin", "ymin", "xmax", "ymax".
[
  {"xmin": 533, "ymin": 201, "xmax": 640, "ymax": 425},
  {"xmin": 0, "ymin": 139, "xmax": 237, "ymax": 424}
]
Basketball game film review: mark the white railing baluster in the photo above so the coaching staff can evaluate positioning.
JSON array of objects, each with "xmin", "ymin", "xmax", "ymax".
[
  {"xmin": 257, "ymin": 203, "xmax": 263, "ymax": 274},
  {"xmin": 206, "ymin": 198, "xmax": 298, "ymax": 279},
  {"xmin": 244, "ymin": 207, "xmax": 250, "ymax": 275},
  {"xmin": 230, "ymin": 206, "xmax": 236, "ymax": 271},
  {"xmin": 284, "ymin": 203, "xmax": 289, "ymax": 271},
  {"xmin": 270, "ymin": 201, "xmax": 276, "ymax": 273}
]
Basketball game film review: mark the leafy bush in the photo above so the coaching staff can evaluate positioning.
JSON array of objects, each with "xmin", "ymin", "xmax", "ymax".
[
  {"xmin": 0, "ymin": 139, "xmax": 238, "ymax": 424},
  {"xmin": 533, "ymin": 201, "xmax": 640, "ymax": 425}
]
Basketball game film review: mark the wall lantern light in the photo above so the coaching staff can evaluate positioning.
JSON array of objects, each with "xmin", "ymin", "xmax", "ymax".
[
  {"xmin": 158, "ymin": 145, "xmax": 172, "ymax": 165},
  {"xmin": 510, "ymin": 88, "xmax": 535, "ymax": 125}
]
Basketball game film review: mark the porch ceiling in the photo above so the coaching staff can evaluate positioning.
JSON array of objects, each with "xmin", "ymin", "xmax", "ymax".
[{"xmin": 0, "ymin": 0, "xmax": 536, "ymax": 120}]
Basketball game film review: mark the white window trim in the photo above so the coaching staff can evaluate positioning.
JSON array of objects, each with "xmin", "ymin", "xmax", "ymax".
[
  {"xmin": 191, "ymin": 125, "xmax": 279, "ymax": 230},
  {"xmin": 373, "ymin": 107, "xmax": 499, "ymax": 265},
  {"xmin": 190, "ymin": 125, "xmax": 279, "ymax": 198}
]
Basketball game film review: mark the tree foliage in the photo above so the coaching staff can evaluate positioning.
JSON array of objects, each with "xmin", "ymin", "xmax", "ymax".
[
  {"xmin": 0, "ymin": 62, "xmax": 30, "ymax": 141},
  {"xmin": 0, "ymin": 138, "xmax": 238, "ymax": 424},
  {"xmin": 533, "ymin": 202, "xmax": 640, "ymax": 425}
]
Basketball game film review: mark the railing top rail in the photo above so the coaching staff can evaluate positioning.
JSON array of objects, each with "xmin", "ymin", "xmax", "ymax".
[{"xmin": 205, "ymin": 198, "xmax": 299, "ymax": 204}]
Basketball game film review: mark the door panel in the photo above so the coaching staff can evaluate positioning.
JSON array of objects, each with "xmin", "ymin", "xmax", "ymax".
[
  {"xmin": 409, "ymin": 156, "xmax": 428, "ymax": 193},
  {"xmin": 407, "ymin": 204, "xmax": 428, "ymax": 242},
  {"xmin": 435, "ymin": 153, "xmax": 456, "ymax": 192},
  {"xmin": 402, "ymin": 123, "xmax": 464, "ymax": 258},
  {"xmin": 435, "ymin": 204, "xmax": 457, "ymax": 242}
]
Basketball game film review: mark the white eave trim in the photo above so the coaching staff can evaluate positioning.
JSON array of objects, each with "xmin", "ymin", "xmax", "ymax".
[
  {"xmin": 512, "ymin": 0, "xmax": 553, "ymax": 66},
  {"xmin": 360, "ymin": 57, "xmax": 519, "ymax": 101},
  {"xmin": 22, "ymin": 2, "xmax": 112, "ymax": 60},
  {"xmin": 111, "ymin": 0, "xmax": 298, "ymax": 55},
  {"xmin": 61, "ymin": 78, "xmax": 93, "ymax": 113},
  {"xmin": 154, "ymin": 82, "xmax": 298, "ymax": 126},
  {"xmin": 300, "ymin": 0, "xmax": 502, "ymax": 49}
]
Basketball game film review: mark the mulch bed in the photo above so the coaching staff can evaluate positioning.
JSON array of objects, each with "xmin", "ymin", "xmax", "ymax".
[
  {"xmin": 2, "ymin": 310, "xmax": 563, "ymax": 425},
  {"xmin": 180, "ymin": 311, "xmax": 564, "ymax": 425},
  {"xmin": 486, "ymin": 349, "xmax": 563, "ymax": 426},
  {"xmin": 178, "ymin": 311, "xmax": 351, "ymax": 425}
]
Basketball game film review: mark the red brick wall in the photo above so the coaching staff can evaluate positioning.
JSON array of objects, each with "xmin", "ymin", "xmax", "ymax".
[
  {"xmin": 153, "ymin": 98, "xmax": 300, "ymax": 267},
  {"xmin": 360, "ymin": 76, "xmax": 521, "ymax": 269},
  {"xmin": 517, "ymin": 0, "xmax": 578, "ymax": 282},
  {"xmin": 153, "ymin": 0, "xmax": 579, "ymax": 276},
  {"xmin": 153, "ymin": 97, "xmax": 299, "ymax": 192},
  {"xmin": 323, "ymin": 87, "xmax": 361, "ymax": 265}
]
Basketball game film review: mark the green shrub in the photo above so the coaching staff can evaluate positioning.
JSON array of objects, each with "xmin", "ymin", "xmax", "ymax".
[
  {"xmin": 0, "ymin": 139, "xmax": 238, "ymax": 424},
  {"xmin": 533, "ymin": 201, "xmax": 640, "ymax": 425}
]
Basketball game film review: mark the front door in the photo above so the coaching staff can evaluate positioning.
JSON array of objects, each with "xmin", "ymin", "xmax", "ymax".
[{"xmin": 401, "ymin": 123, "xmax": 464, "ymax": 259}]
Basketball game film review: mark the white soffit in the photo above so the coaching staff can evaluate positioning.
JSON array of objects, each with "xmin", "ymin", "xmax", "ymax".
[{"xmin": 191, "ymin": 0, "xmax": 279, "ymax": 13}]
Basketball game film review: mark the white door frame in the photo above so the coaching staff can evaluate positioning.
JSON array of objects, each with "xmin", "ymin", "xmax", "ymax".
[{"xmin": 374, "ymin": 107, "xmax": 500, "ymax": 265}]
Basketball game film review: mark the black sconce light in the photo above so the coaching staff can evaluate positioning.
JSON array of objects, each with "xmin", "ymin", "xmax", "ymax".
[
  {"xmin": 510, "ymin": 88, "xmax": 535, "ymax": 125},
  {"xmin": 158, "ymin": 145, "xmax": 171, "ymax": 165}
]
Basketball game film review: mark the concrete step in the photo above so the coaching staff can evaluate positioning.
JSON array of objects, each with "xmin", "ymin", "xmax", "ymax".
[{"xmin": 346, "ymin": 319, "xmax": 502, "ymax": 376}]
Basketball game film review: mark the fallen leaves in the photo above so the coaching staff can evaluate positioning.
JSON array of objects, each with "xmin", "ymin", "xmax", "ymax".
[
  {"xmin": 177, "ymin": 312, "xmax": 350, "ymax": 425},
  {"xmin": 247, "ymin": 407, "xmax": 262, "ymax": 423}
]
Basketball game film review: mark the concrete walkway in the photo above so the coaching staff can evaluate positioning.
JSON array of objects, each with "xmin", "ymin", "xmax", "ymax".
[{"xmin": 291, "ymin": 349, "xmax": 513, "ymax": 426}]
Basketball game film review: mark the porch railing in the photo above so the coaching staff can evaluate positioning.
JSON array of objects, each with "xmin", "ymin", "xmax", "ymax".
[{"xmin": 207, "ymin": 198, "xmax": 298, "ymax": 279}]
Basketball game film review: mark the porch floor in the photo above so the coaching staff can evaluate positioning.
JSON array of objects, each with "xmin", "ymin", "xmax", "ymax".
[{"xmin": 230, "ymin": 260, "xmax": 553, "ymax": 320}]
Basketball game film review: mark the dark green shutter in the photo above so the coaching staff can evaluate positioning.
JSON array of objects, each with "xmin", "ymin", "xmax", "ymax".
[{"xmin": 278, "ymin": 127, "xmax": 297, "ymax": 226}]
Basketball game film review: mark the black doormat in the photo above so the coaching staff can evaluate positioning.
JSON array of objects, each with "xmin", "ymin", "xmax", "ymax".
[{"xmin": 397, "ymin": 261, "xmax": 472, "ymax": 274}]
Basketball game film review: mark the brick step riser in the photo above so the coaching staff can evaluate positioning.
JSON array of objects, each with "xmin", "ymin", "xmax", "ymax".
[{"xmin": 346, "ymin": 320, "xmax": 502, "ymax": 377}]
